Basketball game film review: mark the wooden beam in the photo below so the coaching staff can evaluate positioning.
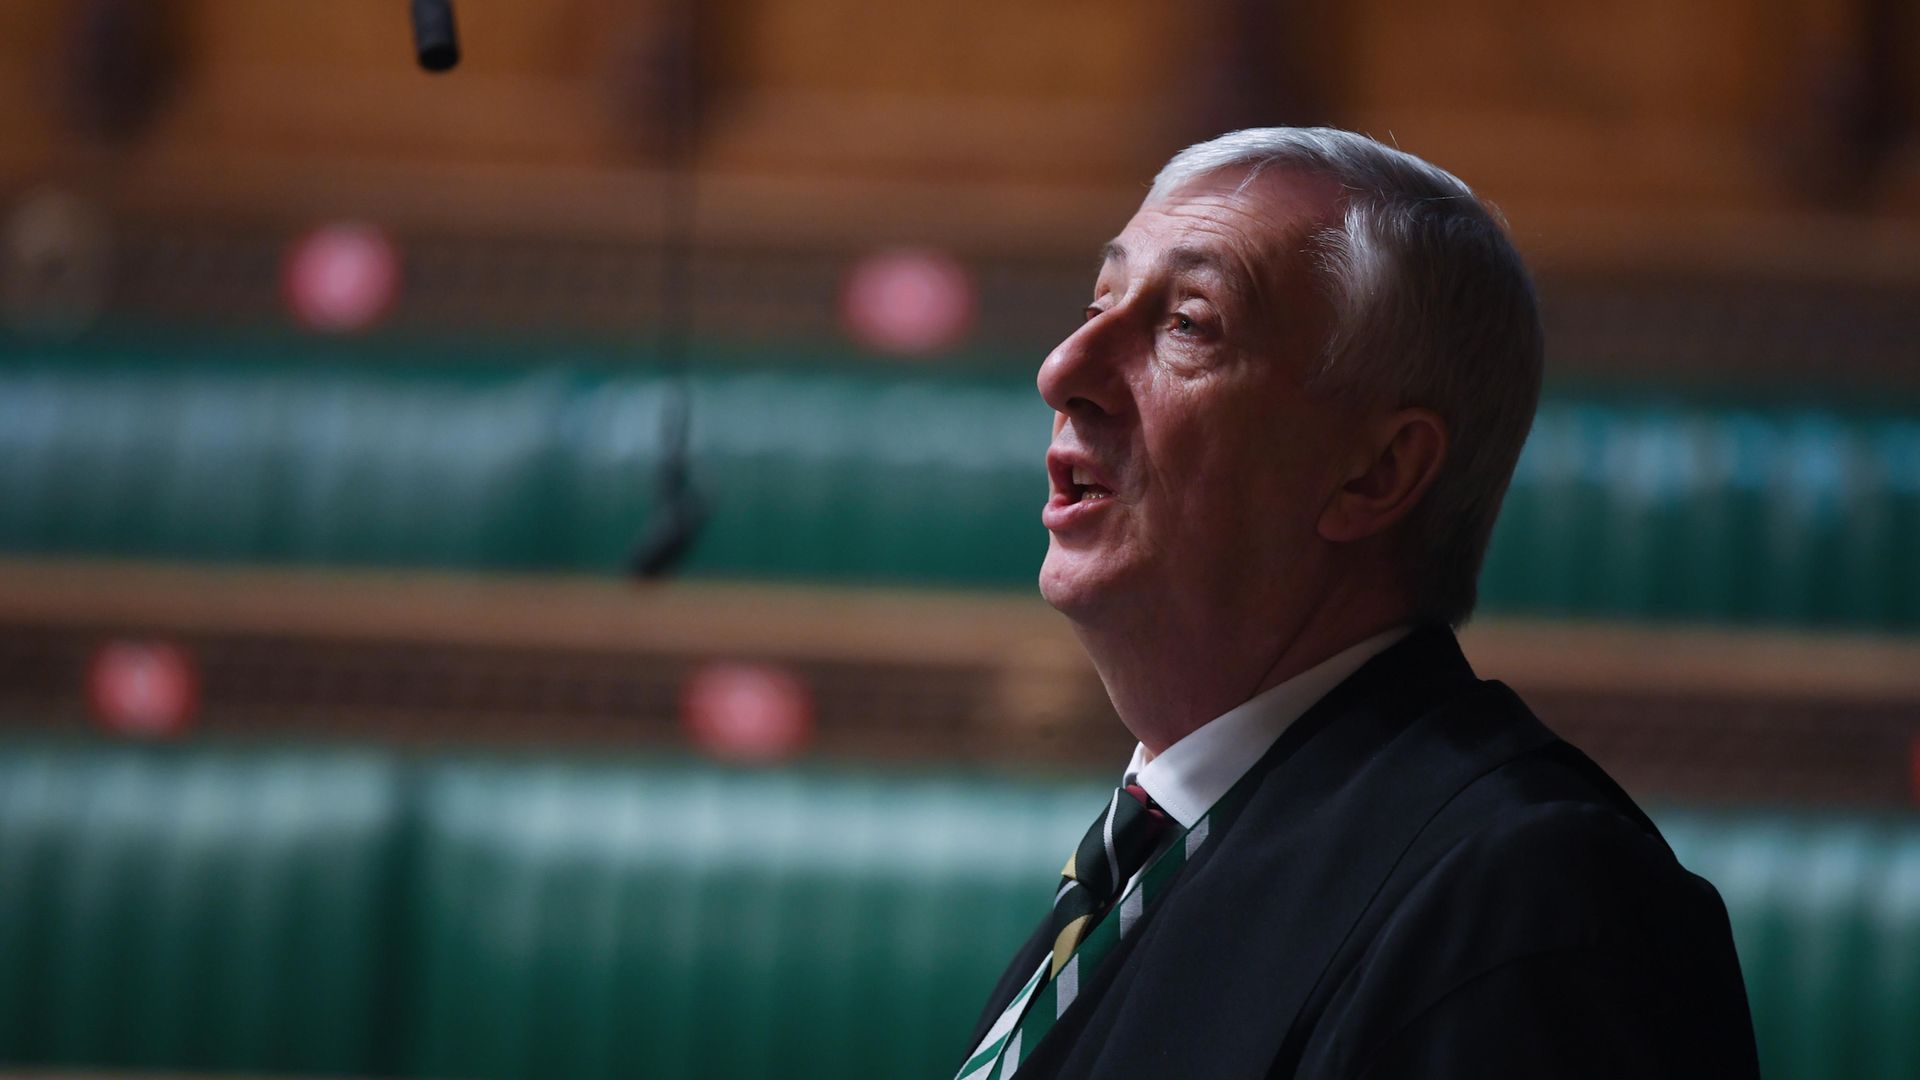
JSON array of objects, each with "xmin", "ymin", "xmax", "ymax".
[{"xmin": 5, "ymin": 557, "xmax": 1919, "ymax": 707}]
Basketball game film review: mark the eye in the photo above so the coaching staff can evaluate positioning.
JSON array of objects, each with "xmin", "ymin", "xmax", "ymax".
[
  {"xmin": 1166, "ymin": 299, "xmax": 1219, "ymax": 338},
  {"xmin": 1169, "ymin": 311, "xmax": 1211, "ymax": 337}
]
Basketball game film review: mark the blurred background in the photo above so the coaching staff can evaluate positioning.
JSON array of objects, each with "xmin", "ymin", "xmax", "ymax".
[{"xmin": 0, "ymin": 1, "xmax": 1917, "ymax": 1078}]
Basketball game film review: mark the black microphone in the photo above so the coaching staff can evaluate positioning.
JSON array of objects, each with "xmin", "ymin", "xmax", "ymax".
[
  {"xmin": 411, "ymin": 0, "xmax": 459, "ymax": 72},
  {"xmin": 627, "ymin": 385, "xmax": 708, "ymax": 579},
  {"xmin": 628, "ymin": 485, "xmax": 708, "ymax": 579}
]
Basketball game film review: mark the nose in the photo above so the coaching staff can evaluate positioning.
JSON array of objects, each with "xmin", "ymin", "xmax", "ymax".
[{"xmin": 1037, "ymin": 309, "xmax": 1129, "ymax": 421}]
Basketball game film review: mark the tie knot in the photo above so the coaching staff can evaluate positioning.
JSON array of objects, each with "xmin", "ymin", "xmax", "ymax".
[
  {"xmin": 1062, "ymin": 784, "xmax": 1170, "ymax": 898},
  {"xmin": 1047, "ymin": 784, "xmax": 1172, "ymax": 977},
  {"xmin": 1122, "ymin": 782, "xmax": 1162, "ymax": 818}
]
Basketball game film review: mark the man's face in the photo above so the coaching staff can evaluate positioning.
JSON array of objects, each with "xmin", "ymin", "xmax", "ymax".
[{"xmin": 1037, "ymin": 168, "xmax": 1354, "ymax": 628}]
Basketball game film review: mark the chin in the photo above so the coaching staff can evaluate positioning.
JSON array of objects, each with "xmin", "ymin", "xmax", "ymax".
[{"xmin": 1039, "ymin": 545, "xmax": 1126, "ymax": 619}]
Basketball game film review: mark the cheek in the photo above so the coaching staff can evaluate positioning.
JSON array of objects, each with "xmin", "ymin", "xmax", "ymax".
[
  {"xmin": 1143, "ymin": 409, "xmax": 1254, "ymax": 534},
  {"xmin": 1156, "ymin": 404, "xmax": 1331, "ymax": 547}
]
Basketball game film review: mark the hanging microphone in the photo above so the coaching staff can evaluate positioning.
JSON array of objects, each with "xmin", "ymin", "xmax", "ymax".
[
  {"xmin": 626, "ymin": 11, "xmax": 708, "ymax": 581},
  {"xmin": 411, "ymin": 0, "xmax": 459, "ymax": 72},
  {"xmin": 628, "ymin": 476, "xmax": 708, "ymax": 579}
]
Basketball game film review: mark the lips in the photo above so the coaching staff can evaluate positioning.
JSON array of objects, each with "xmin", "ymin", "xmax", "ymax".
[{"xmin": 1044, "ymin": 450, "xmax": 1119, "ymax": 531}]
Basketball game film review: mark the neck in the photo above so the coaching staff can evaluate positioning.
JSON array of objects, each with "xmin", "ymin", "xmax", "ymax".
[{"xmin": 1074, "ymin": 574, "xmax": 1413, "ymax": 755}]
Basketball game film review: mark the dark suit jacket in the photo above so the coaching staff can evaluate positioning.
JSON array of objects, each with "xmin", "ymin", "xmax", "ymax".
[{"xmin": 967, "ymin": 626, "xmax": 1759, "ymax": 1078}]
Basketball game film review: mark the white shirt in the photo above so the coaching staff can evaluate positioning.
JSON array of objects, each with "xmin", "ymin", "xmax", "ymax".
[
  {"xmin": 964, "ymin": 625, "xmax": 1415, "ymax": 1078},
  {"xmin": 1124, "ymin": 625, "xmax": 1413, "ymax": 829}
]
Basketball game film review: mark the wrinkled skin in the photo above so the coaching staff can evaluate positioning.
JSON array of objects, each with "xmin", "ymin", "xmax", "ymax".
[{"xmin": 1037, "ymin": 167, "xmax": 1429, "ymax": 751}]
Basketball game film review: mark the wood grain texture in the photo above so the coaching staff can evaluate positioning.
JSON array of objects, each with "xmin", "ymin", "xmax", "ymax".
[{"xmin": 6, "ymin": 557, "xmax": 1918, "ymax": 704}]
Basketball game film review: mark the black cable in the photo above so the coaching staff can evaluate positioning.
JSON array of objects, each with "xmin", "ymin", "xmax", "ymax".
[
  {"xmin": 404, "ymin": 2, "xmax": 702, "ymax": 575},
  {"xmin": 627, "ymin": 11, "xmax": 707, "ymax": 579}
]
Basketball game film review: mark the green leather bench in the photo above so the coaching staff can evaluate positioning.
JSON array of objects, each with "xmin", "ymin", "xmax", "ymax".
[
  {"xmin": 0, "ymin": 742, "xmax": 404, "ymax": 1074},
  {"xmin": 2, "ymin": 738, "xmax": 1917, "ymax": 1079},
  {"xmin": 3, "ymin": 331, "xmax": 1919, "ymax": 630}
]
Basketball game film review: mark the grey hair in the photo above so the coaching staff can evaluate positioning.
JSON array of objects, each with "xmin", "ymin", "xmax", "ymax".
[{"xmin": 1149, "ymin": 127, "xmax": 1543, "ymax": 628}]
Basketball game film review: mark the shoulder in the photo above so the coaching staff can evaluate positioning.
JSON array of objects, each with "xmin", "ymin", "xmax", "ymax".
[
  {"xmin": 1294, "ymin": 742, "xmax": 1754, "ymax": 1076},
  {"xmin": 1408, "ymin": 785, "xmax": 1721, "ymax": 950},
  {"xmin": 1378, "ymin": 707, "xmax": 1731, "ymax": 943}
]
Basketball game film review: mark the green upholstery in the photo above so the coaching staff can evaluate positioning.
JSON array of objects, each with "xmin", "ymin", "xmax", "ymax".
[
  {"xmin": 1484, "ymin": 402, "xmax": 1920, "ymax": 628},
  {"xmin": 2, "ymin": 737, "xmax": 1919, "ymax": 1079},
  {"xmin": 1664, "ymin": 812, "xmax": 1920, "ymax": 1080},
  {"xmin": 3, "ymin": 332, "xmax": 1920, "ymax": 628},
  {"xmin": 0, "ymin": 742, "xmax": 404, "ymax": 1075},
  {"xmin": 401, "ymin": 760, "xmax": 1089, "ymax": 1080},
  {"xmin": 0, "ymin": 335, "xmax": 1048, "ymax": 585}
]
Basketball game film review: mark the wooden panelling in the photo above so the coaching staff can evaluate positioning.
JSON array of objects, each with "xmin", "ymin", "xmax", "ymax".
[
  {"xmin": 0, "ymin": 2, "xmax": 1915, "ymax": 285},
  {"xmin": 11, "ymin": 558, "xmax": 1920, "ymax": 706},
  {"xmin": 3, "ymin": 558, "xmax": 1918, "ymax": 804},
  {"xmin": 701, "ymin": 0, "xmax": 1181, "ymax": 180},
  {"xmin": 0, "ymin": 0, "xmax": 72, "ymax": 169},
  {"xmin": 719, "ymin": 0, "xmax": 1158, "ymax": 101},
  {"xmin": 150, "ymin": 0, "xmax": 614, "ymax": 165},
  {"xmin": 1343, "ymin": 0, "xmax": 1777, "ymax": 207}
]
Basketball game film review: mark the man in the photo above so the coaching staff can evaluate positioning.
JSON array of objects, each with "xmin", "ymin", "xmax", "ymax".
[{"xmin": 957, "ymin": 128, "xmax": 1758, "ymax": 1079}]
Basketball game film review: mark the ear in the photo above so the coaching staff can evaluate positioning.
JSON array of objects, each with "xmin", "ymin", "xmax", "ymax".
[{"xmin": 1318, "ymin": 407, "xmax": 1447, "ymax": 544}]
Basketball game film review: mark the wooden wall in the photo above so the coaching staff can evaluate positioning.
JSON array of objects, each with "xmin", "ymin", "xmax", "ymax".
[{"xmin": 1, "ymin": 0, "xmax": 1915, "ymax": 270}]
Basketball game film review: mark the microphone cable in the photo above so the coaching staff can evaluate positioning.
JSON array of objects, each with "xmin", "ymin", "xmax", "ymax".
[
  {"xmin": 408, "ymin": 2, "xmax": 706, "ymax": 577},
  {"xmin": 625, "ymin": 11, "xmax": 707, "ymax": 579}
]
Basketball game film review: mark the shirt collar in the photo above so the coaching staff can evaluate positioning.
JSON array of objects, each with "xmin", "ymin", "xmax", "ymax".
[{"xmin": 1122, "ymin": 625, "xmax": 1412, "ymax": 827}]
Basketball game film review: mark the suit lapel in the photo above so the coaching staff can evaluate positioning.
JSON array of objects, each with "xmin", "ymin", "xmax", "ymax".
[
  {"xmin": 1017, "ymin": 627, "xmax": 1560, "ymax": 1078},
  {"xmin": 963, "ymin": 918, "xmax": 1051, "ymax": 1052}
]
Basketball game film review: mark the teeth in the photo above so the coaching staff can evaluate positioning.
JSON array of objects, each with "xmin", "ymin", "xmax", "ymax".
[{"xmin": 1072, "ymin": 467, "xmax": 1093, "ymax": 485}]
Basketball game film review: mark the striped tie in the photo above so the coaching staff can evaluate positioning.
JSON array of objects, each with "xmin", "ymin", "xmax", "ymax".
[
  {"xmin": 959, "ymin": 777, "xmax": 1252, "ymax": 1080},
  {"xmin": 1048, "ymin": 783, "xmax": 1169, "ymax": 976}
]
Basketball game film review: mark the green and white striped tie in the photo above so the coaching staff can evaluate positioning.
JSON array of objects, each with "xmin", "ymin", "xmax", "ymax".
[
  {"xmin": 955, "ymin": 751, "xmax": 1285, "ymax": 1078},
  {"xmin": 1046, "ymin": 784, "xmax": 1169, "ymax": 977},
  {"xmin": 956, "ymin": 784, "xmax": 1198, "ymax": 1080}
]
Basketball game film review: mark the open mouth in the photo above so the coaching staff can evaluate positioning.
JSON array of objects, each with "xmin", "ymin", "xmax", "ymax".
[{"xmin": 1069, "ymin": 467, "xmax": 1115, "ymax": 503}]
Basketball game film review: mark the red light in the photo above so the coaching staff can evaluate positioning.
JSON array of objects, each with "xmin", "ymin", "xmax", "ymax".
[
  {"xmin": 1910, "ymin": 735, "xmax": 1920, "ymax": 806},
  {"xmin": 681, "ymin": 662, "xmax": 814, "ymax": 763},
  {"xmin": 839, "ymin": 247, "xmax": 975, "ymax": 356},
  {"xmin": 282, "ymin": 222, "xmax": 402, "ymax": 333},
  {"xmin": 88, "ymin": 639, "xmax": 199, "ymax": 738}
]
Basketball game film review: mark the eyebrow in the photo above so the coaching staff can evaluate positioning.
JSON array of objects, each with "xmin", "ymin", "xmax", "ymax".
[
  {"xmin": 1096, "ymin": 242, "xmax": 1234, "ymax": 280},
  {"xmin": 1165, "ymin": 246, "xmax": 1232, "ymax": 279}
]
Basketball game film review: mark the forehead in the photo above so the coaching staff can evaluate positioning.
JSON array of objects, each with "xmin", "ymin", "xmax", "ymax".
[{"xmin": 1101, "ymin": 166, "xmax": 1344, "ymax": 290}]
